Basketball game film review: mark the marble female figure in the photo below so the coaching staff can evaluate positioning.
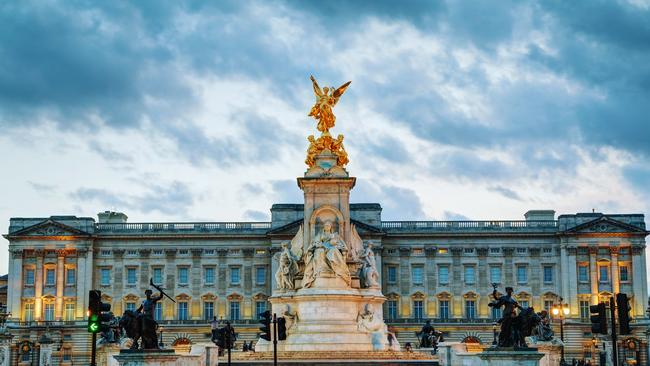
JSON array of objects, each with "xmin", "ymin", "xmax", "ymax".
[{"xmin": 302, "ymin": 221, "xmax": 351, "ymax": 288}]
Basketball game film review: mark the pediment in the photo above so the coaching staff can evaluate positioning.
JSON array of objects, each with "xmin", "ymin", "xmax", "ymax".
[
  {"xmin": 9, "ymin": 219, "xmax": 92, "ymax": 237},
  {"xmin": 564, "ymin": 216, "xmax": 647, "ymax": 235}
]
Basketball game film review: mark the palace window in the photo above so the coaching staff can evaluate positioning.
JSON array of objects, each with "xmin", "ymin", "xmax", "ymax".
[
  {"xmin": 413, "ymin": 300, "xmax": 424, "ymax": 320},
  {"xmin": 255, "ymin": 267, "xmax": 266, "ymax": 285},
  {"xmin": 154, "ymin": 303, "xmax": 163, "ymax": 321},
  {"xmin": 65, "ymin": 303, "xmax": 75, "ymax": 321},
  {"xmin": 491, "ymin": 306, "xmax": 501, "ymax": 320},
  {"xmin": 126, "ymin": 268, "xmax": 137, "ymax": 285},
  {"xmin": 543, "ymin": 266, "xmax": 553, "ymax": 283},
  {"xmin": 387, "ymin": 266, "xmax": 397, "ymax": 284},
  {"xmin": 153, "ymin": 268, "xmax": 163, "ymax": 285},
  {"xmin": 204, "ymin": 267, "xmax": 215, "ymax": 284},
  {"xmin": 439, "ymin": 300, "xmax": 449, "ymax": 320},
  {"xmin": 178, "ymin": 302, "xmax": 188, "ymax": 320},
  {"xmin": 599, "ymin": 265, "xmax": 609, "ymax": 283},
  {"xmin": 520, "ymin": 300, "xmax": 529, "ymax": 309},
  {"xmin": 517, "ymin": 247, "xmax": 527, "ymax": 254},
  {"xmin": 256, "ymin": 301, "xmax": 267, "ymax": 318},
  {"xmin": 24, "ymin": 303, "xmax": 34, "ymax": 321},
  {"xmin": 465, "ymin": 300, "xmax": 476, "ymax": 319},
  {"xmin": 44, "ymin": 303, "xmax": 55, "ymax": 321},
  {"xmin": 204, "ymin": 302, "xmax": 215, "ymax": 320},
  {"xmin": 490, "ymin": 248, "xmax": 500, "ymax": 254},
  {"xmin": 45, "ymin": 269, "xmax": 55, "ymax": 286},
  {"xmin": 464, "ymin": 266, "xmax": 476, "ymax": 285},
  {"xmin": 205, "ymin": 249, "xmax": 215, "ymax": 255},
  {"xmin": 412, "ymin": 248, "xmax": 424, "ymax": 256},
  {"xmin": 490, "ymin": 266, "xmax": 501, "ymax": 284},
  {"xmin": 438, "ymin": 248, "xmax": 448, "ymax": 255},
  {"xmin": 230, "ymin": 301, "xmax": 240, "ymax": 320},
  {"xmin": 544, "ymin": 300, "xmax": 554, "ymax": 313},
  {"xmin": 66, "ymin": 268, "xmax": 76, "ymax": 286},
  {"xmin": 100, "ymin": 268, "xmax": 111, "ymax": 286},
  {"xmin": 179, "ymin": 249, "xmax": 189, "ymax": 255},
  {"xmin": 438, "ymin": 266, "xmax": 449, "ymax": 285},
  {"xmin": 230, "ymin": 267, "xmax": 241, "ymax": 285},
  {"xmin": 127, "ymin": 250, "xmax": 137, "ymax": 256},
  {"xmin": 412, "ymin": 266, "xmax": 424, "ymax": 285},
  {"xmin": 387, "ymin": 300, "xmax": 398, "ymax": 319},
  {"xmin": 153, "ymin": 249, "xmax": 163, "ymax": 255},
  {"xmin": 126, "ymin": 302, "xmax": 136, "ymax": 312},
  {"xmin": 25, "ymin": 269, "xmax": 35, "ymax": 286},
  {"xmin": 580, "ymin": 300, "xmax": 590, "ymax": 320},
  {"xmin": 464, "ymin": 248, "xmax": 474, "ymax": 254},
  {"xmin": 543, "ymin": 247, "xmax": 553, "ymax": 254},
  {"xmin": 516, "ymin": 265, "xmax": 528, "ymax": 283},
  {"xmin": 100, "ymin": 250, "xmax": 111, "ymax": 256},
  {"xmin": 578, "ymin": 265, "xmax": 589, "ymax": 283},
  {"xmin": 178, "ymin": 267, "xmax": 189, "ymax": 285},
  {"xmin": 619, "ymin": 265, "xmax": 630, "ymax": 282}
]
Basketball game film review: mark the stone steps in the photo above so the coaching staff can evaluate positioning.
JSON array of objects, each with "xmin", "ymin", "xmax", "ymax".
[{"xmin": 233, "ymin": 350, "xmax": 437, "ymax": 361}]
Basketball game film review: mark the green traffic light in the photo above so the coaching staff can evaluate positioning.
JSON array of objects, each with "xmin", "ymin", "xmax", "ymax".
[{"xmin": 88, "ymin": 322, "xmax": 99, "ymax": 332}]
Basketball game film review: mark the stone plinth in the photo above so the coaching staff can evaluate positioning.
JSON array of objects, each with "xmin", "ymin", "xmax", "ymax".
[
  {"xmin": 113, "ymin": 349, "xmax": 179, "ymax": 366},
  {"xmin": 478, "ymin": 348, "xmax": 543, "ymax": 366},
  {"xmin": 527, "ymin": 340, "xmax": 563, "ymax": 366}
]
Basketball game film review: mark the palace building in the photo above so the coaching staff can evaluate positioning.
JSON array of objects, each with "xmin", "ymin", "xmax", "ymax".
[{"xmin": 3, "ymin": 206, "xmax": 649, "ymax": 364}]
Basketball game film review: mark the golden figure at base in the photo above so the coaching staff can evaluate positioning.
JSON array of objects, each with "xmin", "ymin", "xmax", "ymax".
[
  {"xmin": 308, "ymin": 75, "xmax": 351, "ymax": 134},
  {"xmin": 306, "ymin": 134, "xmax": 349, "ymax": 168}
]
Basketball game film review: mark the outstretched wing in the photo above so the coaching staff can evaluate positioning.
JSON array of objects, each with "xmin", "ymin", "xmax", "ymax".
[
  {"xmin": 333, "ymin": 80, "xmax": 351, "ymax": 99},
  {"xmin": 290, "ymin": 224, "xmax": 304, "ymax": 259},
  {"xmin": 310, "ymin": 75, "xmax": 323, "ymax": 98}
]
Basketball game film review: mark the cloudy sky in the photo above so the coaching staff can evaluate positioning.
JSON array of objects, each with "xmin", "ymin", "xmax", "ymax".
[{"xmin": 1, "ymin": 1, "xmax": 650, "ymax": 274}]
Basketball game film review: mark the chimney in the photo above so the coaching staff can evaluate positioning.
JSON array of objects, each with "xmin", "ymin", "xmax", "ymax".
[{"xmin": 98, "ymin": 211, "xmax": 128, "ymax": 224}]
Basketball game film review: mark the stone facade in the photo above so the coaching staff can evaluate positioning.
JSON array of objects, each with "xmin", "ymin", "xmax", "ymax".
[{"xmin": 3, "ymin": 207, "xmax": 649, "ymax": 364}]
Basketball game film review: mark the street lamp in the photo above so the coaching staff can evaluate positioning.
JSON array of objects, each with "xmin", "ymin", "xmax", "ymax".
[
  {"xmin": 159, "ymin": 326, "xmax": 165, "ymax": 348},
  {"xmin": 492, "ymin": 322, "xmax": 498, "ymax": 347},
  {"xmin": 552, "ymin": 296, "xmax": 570, "ymax": 366}
]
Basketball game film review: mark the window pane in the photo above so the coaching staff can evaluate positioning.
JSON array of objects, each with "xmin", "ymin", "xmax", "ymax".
[
  {"xmin": 231, "ymin": 268, "xmax": 240, "ymax": 284},
  {"xmin": 101, "ymin": 269, "xmax": 111, "ymax": 286},
  {"xmin": 413, "ymin": 300, "xmax": 423, "ymax": 319},
  {"xmin": 438, "ymin": 267, "xmax": 449, "ymax": 285},
  {"xmin": 580, "ymin": 300, "xmax": 590, "ymax": 319},
  {"xmin": 256, "ymin": 301, "xmax": 266, "ymax": 318},
  {"xmin": 578, "ymin": 265, "xmax": 589, "ymax": 282},
  {"xmin": 178, "ymin": 302, "xmax": 188, "ymax": 320},
  {"xmin": 387, "ymin": 266, "xmax": 397, "ymax": 283},
  {"xmin": 44, "ymin": 303, "xmax": 55, "ymax": 321},
  {"xmin": 155, "ymin": 302, "xmax": 163, "ymax": 321},
  {"xmin": 465, "ymin": 300, "xmax": 475, "ymax": 319},
  {"xmin": 256, "ymin": 267, "xmax": 266, "ymax": 284},
  {"xmin": 230, "ymin": 302, "xmax": 240, "ymax": 320},
  {"xmin": 387, "ymin": 300, "xmax": 398, "ymax": 319},
  {"xmin": 24, "ymin": 303, "xmax": 34, "ymax": 321},
  {"xmin": 599, "ymin": 266, "xmax": 609, "ymax": 282},
  {"xmin": 205, "ymin": 268, "xmax": 214, "ymax": 284},
  {"xmin": 517, "ymin": 266, "xmax": 527, "ymax": 283},
  {"xmin": 620, "ymin": 266, "xmax": 629, "ymax": 282},
  {"xmin": 204, "ymin": 302, "xmax": 214, "ymax": 320},
  {"xmin": 66, "ymin": 269, "xmax": 76, "ymax": 285},
  {"xmin": 46, "ymin": 269, "xmax": 55, "ymax": 286},
  {"xmin": 412, "ymin": 266, "xmax": 423, "ymax": 285},
  {"xmin": 65, "ymin": 303, "xmax": 75, "ymax": 321},
  {"xmin": 153, "ymin": 268, "xmax": 163, "ymax": 285},
  {"xmin": 465, "ymin": 266, "xmax": 475, "ymax": 285},
  {"xmin": 127, "ymin": 268, "xmax": 136, "ymax": 284},
  {"xmin": 490, "ymin": 266, "xmax": 501, "ymax": 284},
  {"xmin": 126, "ymin": 302, "xmax": 136, "ymax": 312},
  {"xmin": 543, "ymin": 266, "xmax": 553, "ymax": 283},
  {"xmin": 439, "ymin": 300, "xmax": 449, "ymax": 320},
  {"xmin": 178, "ymin": 268, "xmax": 189, "ymax": 284},
  {"xmin": 25, "ymin": 269, "xmax": 35, "ymax": 285}
]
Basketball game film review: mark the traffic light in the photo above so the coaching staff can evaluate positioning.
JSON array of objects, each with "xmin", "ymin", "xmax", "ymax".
[
  {"xmin": 590, "ymin": 302, "xmax": 608, "ymax": 334},
  {"xmin": 259, "ymin": 310, "xmax": 272, "ymax": 341},
  {"xmin": 277, "ymin": 316, "xmax": 287, "ymax": 341},
  {"xmin": 87, "ymin": 290, "xmax": 113, "ymax": 334},
  {"xmin": 617, "ymin": 293, "xmax": 631, "ymax": 335}
]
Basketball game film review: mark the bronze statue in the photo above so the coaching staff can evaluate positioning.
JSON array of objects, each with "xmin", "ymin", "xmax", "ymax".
[
  {"xmin": 488, "ymin": 284, "xmax": 521, "ymax": 347},
  {"xmin": 417, "ymin": 320, "xmax": 442, "ymax": 348},
  {"xmin": 119, "ymin": 279, "xmax": 175, "ymax": 350}
]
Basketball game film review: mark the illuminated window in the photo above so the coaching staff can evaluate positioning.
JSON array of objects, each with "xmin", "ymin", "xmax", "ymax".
[
  {"xmin": 24, "ymin": 303, "xmax": 34, "ymax": 321},
  {"xmin": 412, "ymin": 248, "xmax": 424, "ymax": 256},
  {"xmin": 44, "ymin": 303, "xmax": 55, "ymax": 321},
  {"xmin": 580, "ymin": 300, "xmax": 590, "ymax": 319},
  {"xmin": 65, "ymin": 303, "xmax": 75, "ymax": 321},
  {"xmin": 438, "ymin": 248, "xmax": 448, "ymax": 255}
]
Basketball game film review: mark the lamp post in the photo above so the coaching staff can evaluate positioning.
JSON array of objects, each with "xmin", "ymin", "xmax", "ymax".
[
  {"xmin": 552, "ymin": 297, "xmax": 570, "ymax": 366},
  {"xmin": 159, "ymin": 326, "xmax": 165, "ymax": 348},
  {"xmin": 492, "ymin": 322, "xmax": 498, "ymax": 347}
]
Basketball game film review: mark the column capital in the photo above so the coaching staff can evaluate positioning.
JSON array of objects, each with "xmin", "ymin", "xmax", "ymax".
[
  {"xmin": 502, "ymin": 247, "xmax": 514, "ymax": 256},
  {"xmin": 217, "ymin": 249, "xmax": 229, "ymax": 257},
  {"xmin": 588, "ymin": 246, "xmax": 599, "ymax": 255},
  {"xmin": 165, "ymin": 249, "xmax": 177, "ymax": 258},
  {"xmin": 450, "ymin": 247, "xmax": 463, "ymax": 256},
  {"xmin": 632, "ymin": 245, "xmax": 645, "ymax": 255},
  {"xmin": 140, "ymin": 249, "xmax": 151, "ymax": 257},
  {"xmin": 529, "ymin": 247, "xmax": 541, "ymax": 256},
  {"xmin": 476, "ymin": 247, "xmax": 488, "ymax": 257},
  {"xmin": 567, "ymin": 246, "xmax": 578, "ymax": 255},
  {"xmin": 191, "ymin": 249, "xmax": 203, "ymax": 258},
  {"xmin": 398, "ymin": 247, "xmax": 411, "ymax": 256},
  {"xmin": 609, "ymin": 247, "xmax": 620, "ymax": 255},
  {"xmin": 10, "ymin": 249, "xmax": 23, "ymax": 259},
  {"xmin": 242, "ymin": 248, "xmax": 255, "ymax": 258}
]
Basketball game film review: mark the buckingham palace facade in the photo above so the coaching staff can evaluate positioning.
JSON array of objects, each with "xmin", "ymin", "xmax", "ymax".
[{"xmin": 4, "ymin": 206, "xmax": 649, "ymax": 364}]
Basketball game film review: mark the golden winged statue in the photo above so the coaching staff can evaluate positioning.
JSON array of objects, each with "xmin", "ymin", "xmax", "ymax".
[{"xmin": 308, "ymin": 75, "xmax": 351, "ymax": 134}]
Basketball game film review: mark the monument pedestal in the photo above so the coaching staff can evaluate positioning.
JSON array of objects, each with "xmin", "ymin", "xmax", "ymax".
[
  {"xmin": 113, "ymin": 349, "xmax": 179, "ymax": 366},
  {"xmin": 478, "ymin": 348, "xmax": 543, "ymax": 366}
]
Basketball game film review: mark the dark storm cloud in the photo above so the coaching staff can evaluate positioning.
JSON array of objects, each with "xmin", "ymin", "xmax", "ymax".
[
  {"xmin": 488, "ymin": 186, "xmax": 523, "ymax": 201},
  {"xmin": 70, "ymin": 181, "xmax": 194, "ymax": 215}
]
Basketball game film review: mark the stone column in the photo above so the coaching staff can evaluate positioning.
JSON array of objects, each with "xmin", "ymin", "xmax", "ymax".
[
  {"xmin": 34, "ymin": 250, "xmax": 44, "ymax": 321},
  {"xmin": 451, "ymin": 247, "xmax": 463, "ymax": 318},
  {"xmin": 75, "ymin": 249, "xmax": 88, "ymax": 319},
  {"xmin": 84, "ymin": 247, "xmax": 94, "ymax": 314},
  {"xmin": 567, "ymin": 247, "xmax": 579, "ymax": 315},
  {"xmin": 217, "ymin": 249, "xmax": 228, "ymax": 319},
  {"xmin": 589, "ymin": 247, "xmax": 599, "ymax": 304},
  {"xmin": 55, "ymin": 251, "xmax": 65, "ymax": 320},
  {"xmin": 398, "ymin": 247, "xmax": 411, "ymax": 318},
  {"xmin": 503, "ymin": 247, "xmax": 514, "ymax": 287},
  {"xmin": 631, "ymin": 245, "xmax": 647, "ymax": 316},
  {"xmin": 191, "ymin": 249, "xmax": 202, "ymax": 320},
  {"xmin": 7, "ymin": 249, "xmax": 23, "ymax": 320},
  {"xmin": 0, "ymin": 334, "xmax": 13, "ymax": 366},
  {"xmin": 477, "ymin": 247, "xmax": 488, "ymax": 317},
  {"xmin": 269, "ymin": 247, "xmax": 281, "ymax": 293},
  {"xmin": 113, "ymin": 249, "xmax": 125, "ymax": 316},
  {"xmin": 425, "ymin": 247, "xmax": 437, "ymax": 317},
  {"xmin": 164, "ymin": 249, "xmax": 177, "ymax": 320},
  {"xmin": 610, "ymin": 247, "xmax": 620, "ymax": 295},
  {"xmin": 560, "ymin": 243, "xmax": 569, "ymax": 301},
  {"xmin": 243, "ymin": 248, "xmax": 254, "ymax": 319},
  {"xmin": 529, "ymin": 247, "xmax": 541, "ymax": 309}
]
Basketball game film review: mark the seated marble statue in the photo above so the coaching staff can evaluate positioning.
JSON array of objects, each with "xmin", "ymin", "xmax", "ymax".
[
  {"xmin": 359, "ymin": 241, "xmax": 380, "ymax": 288},
  {"xmin": 275, "ymin": 242, "xmax": 298, "ymax": 290},
  {"xmin": 302, "ymin": 220, "xmax": 351, "ymax": 288}
]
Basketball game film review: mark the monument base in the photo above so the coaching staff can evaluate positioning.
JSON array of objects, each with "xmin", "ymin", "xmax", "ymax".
[
  {"xmin": 478, "ymin": 347, "xmax": 543, "ymax": 366},
  {"xmin": 113, "ymin": 349, "xmax": 179, "ymax": 366}
]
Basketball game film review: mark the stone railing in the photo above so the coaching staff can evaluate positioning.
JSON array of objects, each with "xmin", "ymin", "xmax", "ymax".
[
  {"xmin": 387, "ymin": 318, "xmax": 498, "ymax": 324},
  {"xmin": 381, "ymin": 220, "xmax": 558, "ymax": 233},
  {"xmin": 96, "ymin": 222, "xmax": 272, "ymax": 235}
]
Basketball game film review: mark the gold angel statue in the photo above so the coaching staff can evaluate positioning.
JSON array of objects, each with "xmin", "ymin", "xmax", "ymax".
[{"xmin": 308, "ymin": 75, "xmax": 351, "ymax": 134}]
